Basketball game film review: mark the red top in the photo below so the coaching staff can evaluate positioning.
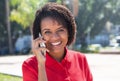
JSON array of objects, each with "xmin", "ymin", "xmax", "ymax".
[{"xmin": 22, "ymin": 48, "xmax": 93, "ymax": 81}]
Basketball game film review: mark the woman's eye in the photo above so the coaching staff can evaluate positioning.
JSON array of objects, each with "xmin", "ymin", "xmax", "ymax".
[
  {"xmin": 58, "ymin": 29, "xmax": 64, "ymax": 32},
  {"xmin": 44, "ymin": 31, "xmax": 51, "ymax": 34}
]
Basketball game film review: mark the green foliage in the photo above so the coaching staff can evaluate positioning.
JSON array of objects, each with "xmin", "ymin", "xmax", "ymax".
[
  {"xmin": 10, "ymin": 0, "xmax": 21, "ymax": 7},
  {"xmin": 48, "ymin": 0, "xmax": 62, "ymax": 4},
  {"xmin": 75, "ymin": 0, "xmax": 120, "ymax": 48},
  {"xmin": 56, "ymin": 0, "xmax": 62, "ymax": 3},
  {"xmin": 0, "ymin": 73, "xmax": 22, "ymax": 81},
  {"xmin": 10, "ymin": 0, "xmax": 48, "ymax": 28},
  {"xmin": 8, "ymin": 0, "xmax": 120, "ymax": 51},
  {"xmin": 77, "ymin": 0, "xmax": 120, "ymax": 37}
]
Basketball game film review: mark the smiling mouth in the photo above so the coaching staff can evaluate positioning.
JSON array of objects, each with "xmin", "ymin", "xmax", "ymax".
[{"xmin": 51, "ymin": 41, "xmax": 61, "ymax": 46}]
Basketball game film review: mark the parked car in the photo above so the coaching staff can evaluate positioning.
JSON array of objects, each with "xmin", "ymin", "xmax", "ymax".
[
  {"xmin": 116, "ymin": 36, "xmax": 120, "ymax": 43},
  {"xmin": 109, "ymin": 36, "xmax": 120, "ymax": 48},
  {"xmin": 15, "ymin": 35, "xmax": 31, "ymax": 54}
]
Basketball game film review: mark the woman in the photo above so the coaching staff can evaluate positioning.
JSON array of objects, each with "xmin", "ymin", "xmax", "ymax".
[{"xmin": 22, "ymin": 2, "xmax": 93, "ymax": 81}]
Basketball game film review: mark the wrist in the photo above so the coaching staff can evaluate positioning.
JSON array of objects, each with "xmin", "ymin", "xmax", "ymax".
[{"xmin": 38, "ymin": 62, "xmax": 45, "ymax": 68}]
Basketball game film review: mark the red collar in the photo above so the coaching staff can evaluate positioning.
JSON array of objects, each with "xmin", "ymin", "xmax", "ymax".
[{"xmin": 45, "ymin": 47, "xmax": 71, "ymax": 67}]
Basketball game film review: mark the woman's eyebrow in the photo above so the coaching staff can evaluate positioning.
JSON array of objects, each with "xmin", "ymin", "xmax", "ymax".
[
  {"xmin": 57, "ymin": 26, "xmax": 66, "ymax": 30},
  {"xmin": 41, "ymin": 28, "xmax": 50, "ymax": 32}
]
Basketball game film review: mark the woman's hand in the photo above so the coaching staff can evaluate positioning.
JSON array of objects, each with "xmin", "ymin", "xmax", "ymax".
[
  {"xmin": 32, "ymin": 37, "xmax": 48, "ymax": 81},
  {"xmin": 32, "ymin": 37, "xmax": 48, "ymax": 64}
]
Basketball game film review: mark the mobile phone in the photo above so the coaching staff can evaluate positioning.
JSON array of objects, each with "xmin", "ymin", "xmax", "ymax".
[
  {"xmin": 39, "ymin": 33, "xmax": 46, "ymax": 48},
  {"xmin": 39, "ymin": 33, "xmax": 46, "ymax": 55}
]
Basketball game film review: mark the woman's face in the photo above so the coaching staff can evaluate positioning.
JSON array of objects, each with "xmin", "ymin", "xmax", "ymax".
[{"xmin": 40, "ymin": 17, "xmax": 68, "ymax": 55}]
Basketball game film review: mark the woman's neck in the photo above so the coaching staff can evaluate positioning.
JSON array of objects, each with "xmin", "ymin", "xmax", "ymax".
[{"xmin": 48, "ymin": 48, "xmax": 66, "ymax": 62}]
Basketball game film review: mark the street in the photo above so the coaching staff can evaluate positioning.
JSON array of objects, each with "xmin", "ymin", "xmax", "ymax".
[{"xmin": 0, "ymin": 54, "xmax": 120, "ymax": 81}]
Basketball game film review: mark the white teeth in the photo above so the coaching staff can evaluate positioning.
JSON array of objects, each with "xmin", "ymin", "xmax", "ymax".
[{"xmin": 51, "ymin": 42, "xmax": 61, "ymax": 46}]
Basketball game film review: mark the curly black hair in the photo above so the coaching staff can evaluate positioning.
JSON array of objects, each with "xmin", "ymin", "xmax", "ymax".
[{"xmin": 32, "ymin": 2, "xmax": 76, "ymax": 46}]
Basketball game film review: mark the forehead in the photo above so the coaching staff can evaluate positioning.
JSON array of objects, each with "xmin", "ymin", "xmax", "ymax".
[
  {"xmin": 41, "ymin": 17, "xmax": 59, "ymax": 26},
  {"xmin": 40, "ymin": 17, "xmax": 65, "ymax": 30},
  {"xmin": 40, "ymin": 16, "xmax": 67, "ymax": 26}
]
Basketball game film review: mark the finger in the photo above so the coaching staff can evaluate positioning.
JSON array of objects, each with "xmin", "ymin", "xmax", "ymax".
[
  {"xmin": 34, "ymin": 38, "xmax": 46, "ymax": 48},
  {"xmin": 38, "ymin": 47, "xmax": 49, "ymax": 55},
  {"xmin": 34, "ymin": 36, "xmax": 44, "ymax": 42},
  {"xmin": 32, "ymin": 47, "xmax": 49, "ymax": 56}
]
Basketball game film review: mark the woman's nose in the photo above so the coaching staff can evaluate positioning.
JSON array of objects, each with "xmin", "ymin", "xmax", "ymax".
[{"xmin": 51, "ymin": 33, "xmax": 60, "ymax": 40}]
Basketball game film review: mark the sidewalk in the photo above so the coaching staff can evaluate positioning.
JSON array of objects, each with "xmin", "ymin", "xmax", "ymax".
[
  {"xmin": 86, "ymin": 54, "xmax": 120, "ymax": 81},
  {"xmin": 0, "ymin": 54, "xmax": 120, "ymax": 81},
  {"xmin": 0, "ymin": 55, "xmax": 32, "ymax": 77}
]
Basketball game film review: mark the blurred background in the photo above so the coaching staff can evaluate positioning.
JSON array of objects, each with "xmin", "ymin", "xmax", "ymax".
[
  {"xmin": 0, "ymin": 0, "xmax": 120, "ymax": 55},
  {"xmin": 0, "ymin": 0, "xmax": 120, "ymax": 81}
]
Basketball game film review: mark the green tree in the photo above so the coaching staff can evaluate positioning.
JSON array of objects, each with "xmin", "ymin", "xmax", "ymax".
[
  {"xmin": 10, "ymin": 0, "xmax": 48, "ymax": 28},
  {"xmin": 76, "ymin": 0, "xmax": 120, "ymax": 49}
]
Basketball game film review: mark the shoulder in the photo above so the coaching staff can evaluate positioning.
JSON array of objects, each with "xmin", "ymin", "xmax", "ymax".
[
  {"xmin": 67, "ymin": 49, "xmax": 88, "ymax": 64},
  {"xmin": 22, "ymin": 55, "xmax": 37, "ymax": 68},
  {"xmin": 68, "ymin": 49, "xmax": 86, "ymax": 59},
  {"xmin": 68, "ymin": 50, "xmax": 90, "ymax": 69},
  {"xmin": 22, "ymin": 56, "xmax": 38, "ymax": 81}
]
